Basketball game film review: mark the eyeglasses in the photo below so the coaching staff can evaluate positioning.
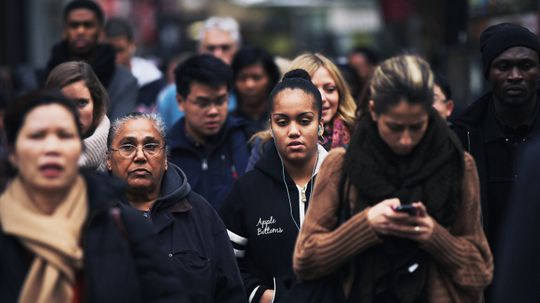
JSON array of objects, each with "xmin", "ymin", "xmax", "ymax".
[
  {"xmin": 110, "ymin": 143, "xmax": 164, "ymax": 158},
  {"xmin": 186, "ymin": 96, "xmax": 228, "ymax": 109},
  {"xmin": 205, "ymin": 44, "xmax": 233, "ymax": 53}
]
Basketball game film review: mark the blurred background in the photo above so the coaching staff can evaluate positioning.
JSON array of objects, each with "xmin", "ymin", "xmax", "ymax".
[{"xmin": 0, "ymin": 0, "xmax": 538, "ymax": 114}]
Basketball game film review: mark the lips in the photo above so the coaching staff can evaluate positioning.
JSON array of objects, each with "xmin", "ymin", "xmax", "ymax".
[
  {"xmin": 129, "ymin": 168, "xmax": 151, "ymax": 177},
  {"xmin": 39, "ymin": 163, "xmax": 64, "ymax": 178},
  {"xmin": 204, "ymin": 121, "xmax": 221, "ymax": 129},
  {"xmin": 504, "ymin": 86, "xmax": 526, "ymax": 96}
]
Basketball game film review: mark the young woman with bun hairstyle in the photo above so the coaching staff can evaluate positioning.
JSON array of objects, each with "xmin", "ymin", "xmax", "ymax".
[
  {"xmin": 220, "ymin": 69, "xmax": 328, "ymax": 303},
  {"xmin": 293, "ymin": 55, "xmax": 493, "ymax": 302}
]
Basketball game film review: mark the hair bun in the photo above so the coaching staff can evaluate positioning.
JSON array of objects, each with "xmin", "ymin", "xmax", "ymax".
[{"xmin": 283, "ymin": 69, "xmax": 311, "ymax": 81}]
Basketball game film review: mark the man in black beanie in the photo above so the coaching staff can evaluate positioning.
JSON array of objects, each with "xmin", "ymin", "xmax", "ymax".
[{"xmin": 452, "ymin": 23, "xmax": 540, "ymax": 264}]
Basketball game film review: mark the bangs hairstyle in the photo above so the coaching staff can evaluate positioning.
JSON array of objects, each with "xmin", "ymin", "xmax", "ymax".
[
  {"xmin": 370, "ymin": 55, "xmax": 434, "ymax": 114},
  {"xmin": 174, "ymin": 54, "xmax": 233, "ymax": 98},
  {"xmin": 45, "ymin": 61, "xmax": 109, "ymax": 133},
  {"xmin": 232, "ymin": 46, "xmax": 281, "ymax": 95},
  {"xmin": 4, "ymin": 89, "xmax": 82, "ymax": 147},
  {"xmin": 288, "ymin": 53, "xmax": 357, "ymax": 128}
]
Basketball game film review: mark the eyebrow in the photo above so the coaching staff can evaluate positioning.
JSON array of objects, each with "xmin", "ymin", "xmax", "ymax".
[
  {"xmin": 119, "ymin": 136, "xmax": 161, "ymax": 143},
  {"xmin": 272, "ymin": 111, "xmax": 315, "ymax": 118}
]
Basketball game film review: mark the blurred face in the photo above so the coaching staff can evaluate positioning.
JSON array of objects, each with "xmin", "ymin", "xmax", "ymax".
[
  {"xmin": 10, "ymin": 104, "xmax": 82, "ymax": 193},
  {"xmin": 61, "ymin": 80, "xmax": 94, "ymax": 136},
  {"xmin": 178, "ymin": 82, "xmax": 228, "ymax": 144},
  {"xmin": 64, "ymin": 8, "xmax": 101, "ymax": 56},
  {"xmin": 198, "ymin": 29, "xmax": 238, "ymax": 65},
  {"xmin": 489, "ymin": 46, "xmax": 540, "ymax": 107},
  {"xmin": 311, "ymin": 67, "xmax": 339, "ymax": 124},
  {"xmin": 106, "ymin": 36, "xmax": 133, "ymax": 67},
  {"xmin": 235, "ymin": 63, "xmax": 270, "ymax": 106},
  {"xmin": 107, "ymin": 119, "xmax": 167, "ymax": 196},
  {"xmin": 433, "ymin": 84, "xmax": 453, "ymax": 120},
  {"xmin": 349, "ymin": 53, "xmax": 373, "ymax": 79},
  {"xmin": 271, "ymin": 89, "xmax": 321, "ymax": 165},
  {"xmin": 370, "ymin": 100, "xmax": 429, "ymax": 156}
]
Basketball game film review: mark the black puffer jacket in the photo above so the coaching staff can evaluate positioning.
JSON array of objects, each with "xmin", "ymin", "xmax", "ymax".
[{"xmin": 0, "ymin": 171, "xmax": 187, "ymax": 303}]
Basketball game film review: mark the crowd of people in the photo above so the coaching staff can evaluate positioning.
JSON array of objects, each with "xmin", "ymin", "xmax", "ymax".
[{"xmin": 1, "ymin": 0, "xmax": 539, "ymax": 302}]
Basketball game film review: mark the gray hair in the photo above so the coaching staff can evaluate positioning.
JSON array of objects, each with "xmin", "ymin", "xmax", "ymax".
[
  {"xmin": 199, "ymin": 16, "xmax": 241, "ymax": 44},
  {"xmin": 107, "ymin": 113, "xmax": 168, "ymax": 153}
]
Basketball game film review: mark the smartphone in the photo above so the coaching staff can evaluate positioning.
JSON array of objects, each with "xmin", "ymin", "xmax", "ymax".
[{"xmin": 394, "ymin": 204, "xmax": 417, "ymax": 216}]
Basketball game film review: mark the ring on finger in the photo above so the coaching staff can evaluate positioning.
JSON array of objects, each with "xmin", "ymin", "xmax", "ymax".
[{"xmin": 414, "ymin": 226, "xmax": 421, "ymax": 232}]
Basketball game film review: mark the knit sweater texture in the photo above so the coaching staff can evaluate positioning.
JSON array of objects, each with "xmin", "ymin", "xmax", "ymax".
[
  {"xmin": 293, "ymin": 148, "xmax": 493, "ymax": 302},
  {"xmin": 79, "ymin": 116, "xmax": 110, "ymax": 171}
]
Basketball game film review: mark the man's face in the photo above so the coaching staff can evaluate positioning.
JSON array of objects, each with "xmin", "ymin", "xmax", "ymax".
[
  {"xmin": 198, "ymin": 29, "xmax": 238, "ymax": 65},
  {"xmin": 105, "ymin": 36, "xmax": 133, "ymax": 67},
  {"xmin": 489, "ymin": 46, "xmax": 540, "ymax": 107},
  {"xmin": 64, "ymin": 8, "xmax": 102, "ymax": 56},
  {"xmin": 178, "ymin": 82, "xmax": 229, "ymax": 144}
]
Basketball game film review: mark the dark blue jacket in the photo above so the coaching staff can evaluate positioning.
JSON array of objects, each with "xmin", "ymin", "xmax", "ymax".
[
  {"xmin": 121, "ymin": 164, "xmax": 246, "ymax": 302},
  {"xmin": 167, "ymin": 116, "xmax": 249, "ymax": 209},
  {"xmin": 0, "ymin": 171, "xmax": 186, "ymax": 303}
]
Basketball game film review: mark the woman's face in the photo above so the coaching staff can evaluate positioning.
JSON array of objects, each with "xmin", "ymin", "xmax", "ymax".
[
  {"xmin": 61, "ymin": 80, "xmax": 94, "ymax": 136},
  {"xmin": 10, "ymin": 104, "xmax": 82, "ymax": 192},
  {"xmin": 271, "ymin": 89, "xmax": 321, "ymax": 165},
  {"xmin": 370, "ymin": 99, "xmax": 429, "ymax": 156},
  {"xmin": 235, "ymin": 63, "xmax": 271, "ymax": 106},
  {"xmin": 311, "ymin": 67, "xmax": 340, "ymax": 124}
]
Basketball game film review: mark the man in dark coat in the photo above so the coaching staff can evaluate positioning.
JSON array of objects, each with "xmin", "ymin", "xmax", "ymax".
[
  {"xmin": 451, "ymin": 23, "xmax": 540, "ymax": 254},
  {"xmin": 106, "ymin": 113, "xmax": 246, "ymax": 303},
  {"xmin": 46, "ymin": 0, "xmax": 138, "ymax": 121},
  {"xmin": 167, "ymin": 54, "xmax": 249, "ymax": 209}
]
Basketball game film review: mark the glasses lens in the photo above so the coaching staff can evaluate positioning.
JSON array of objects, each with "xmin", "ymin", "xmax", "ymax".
[{"xmin": 143, "ymin": 143, "xmax": 161, "ymax": 156}]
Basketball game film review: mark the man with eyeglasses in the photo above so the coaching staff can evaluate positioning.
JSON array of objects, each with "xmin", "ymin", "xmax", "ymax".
[
  {"xmin": 167, "ymin": 54, "xmax": 250, "ymax": 210},
  {"xmin": 45, "ymin": 0, "xmax": 138, "ymax": 121},
  {"xmin": 107, "ymin": 113, "xmax": 246, "ymax": 302}
]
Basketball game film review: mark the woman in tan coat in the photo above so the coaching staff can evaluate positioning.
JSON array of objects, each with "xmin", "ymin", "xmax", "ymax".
[{"xmin": 293, "ymin": 55, "xmax": 493, "ymax": 302}]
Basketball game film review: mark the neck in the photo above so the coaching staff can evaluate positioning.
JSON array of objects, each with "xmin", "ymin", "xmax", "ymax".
[
  {"xmin": 126, "ymin": 188, "xmax": 160, "ymax": 212},
  {"xmin": 493, "ymin": 94, "xmax": 538, "ymax": 128},
  {"xmin": 184, "ymin": 122, "xmax": 206, "ymax": 145},
  {"xmin": 21, "ymin": 181, "xmax": 71, "ymax": 215},
  {"xmin": 283, "ymin": 151, "xmax": 318, "ymax": 187},
  {"xmin": 240, "ymin": 99, "xmax": 267, "ymax": 120}
]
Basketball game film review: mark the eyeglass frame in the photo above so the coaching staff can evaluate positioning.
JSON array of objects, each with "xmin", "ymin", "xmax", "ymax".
[
  {"xmin": 110, "ymin": 142, "xmax": 166, "ymax": 158},
  {"xmin": 184, "ymin": 95, "xmax": 228, "ymax": 109}
]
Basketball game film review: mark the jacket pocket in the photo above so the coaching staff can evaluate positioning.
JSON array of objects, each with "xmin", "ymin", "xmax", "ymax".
[{"xmin": 171, "ymin": 250, "xmax": 214, "ymax": 301}]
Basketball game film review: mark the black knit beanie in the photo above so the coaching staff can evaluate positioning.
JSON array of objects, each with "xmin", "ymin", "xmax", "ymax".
[
  {"xmin": 480, "ymin": 22, "xmax": 540, "ymax": 78},
  {"xmin": 63, "ymin": 0, "xmax": 105, "ymax": 25}
]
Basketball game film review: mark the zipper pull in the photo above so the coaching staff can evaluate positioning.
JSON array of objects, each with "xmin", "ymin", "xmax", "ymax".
[
  {"xmin": 301, "ymin": 186, "xmax": 307, "ymax": 203},
  {"xmin": 201, "ymin": 158, "xmax": 208, "ymax": 171}
]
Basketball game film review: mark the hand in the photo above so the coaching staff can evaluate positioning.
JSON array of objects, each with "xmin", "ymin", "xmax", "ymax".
[
  {"xmin": 367, "ymin": 198, "xmax": 403, "ymax": 235},
  {"xmin": 259, "ymin": 289, "xmax": 274, "ymax": 303},
  {"xmin": 385, "ymin": 202, "xmax": 435, "ymax": 243}
]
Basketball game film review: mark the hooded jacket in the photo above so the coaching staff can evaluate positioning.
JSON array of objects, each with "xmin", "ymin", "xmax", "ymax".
[
  {"xmin": 167, "ymin": 116, "xmax": 250, "ymax": 210},
  {"xmin": 0, "ymin": 170, "xmax": 186, "ymax": 303},
  {"xmin": 219, "ymin": 142, "xmax": 328, "ymax": 303},
  {"xmin": 126, "ymin": 163, "xmax": 246, "ymax": 303}
]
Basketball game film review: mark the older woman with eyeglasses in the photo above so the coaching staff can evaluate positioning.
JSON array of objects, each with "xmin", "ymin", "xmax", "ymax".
[{"xmin": 106, "ymin": 113, "xmax": 246, "ymax": 303}]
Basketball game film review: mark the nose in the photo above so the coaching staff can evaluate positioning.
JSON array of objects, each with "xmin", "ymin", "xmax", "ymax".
[
  {"xmin": 318, "ymin": 87, "xmax": 327, "ymax": 102},
  {"xmin": 206, "ymin": 103, "xmax": 220, "ymax": 115},
  {"xmin": 133, "ymin": 146, "xmax": 147, "ymax": 162},
  {"xmin": 399, "ymin": 129, "xmax": 412, "ymax": 148},
  {"xmin": 288, "ymin": 122, "xmax": 300, "ymax": 138},
  {"xmin": 43, "ymin": 136, "xmax": 61, "ymax": 154},
  {"xmin": 245, "ymin": 78, "xmax": 255, "ymax": 89},
  {"xmin": 508, "ymin": 66, "xmax": 523, "ymax": 81}
]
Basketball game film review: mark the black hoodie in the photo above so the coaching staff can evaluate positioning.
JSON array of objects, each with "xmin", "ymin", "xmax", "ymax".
[
  {"xmin": 122, "ymin": 163, "xmax": 246, "ymax": 303},
  {"xmin": 219, "ymin": 142, "xmax": 327, "ymax": 303}
]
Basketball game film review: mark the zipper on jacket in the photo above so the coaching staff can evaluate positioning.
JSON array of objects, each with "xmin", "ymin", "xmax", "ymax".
[{"xmin": 201, "ymin": 158, "xmax": 208, "ymax": 171}]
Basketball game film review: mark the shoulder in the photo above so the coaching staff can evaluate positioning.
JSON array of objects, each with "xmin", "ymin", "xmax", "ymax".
[
  {"xmin": 322, "ymin": 147, "xmax": 346, "ymax": 167},
  {"xmin": 463, "ymin": 152, "xmax": 477, "ymax": 174}
]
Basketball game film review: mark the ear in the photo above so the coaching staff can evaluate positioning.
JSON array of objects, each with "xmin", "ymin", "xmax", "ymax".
[
  {"xmin": 8, "ymin": 152, "xmax": 17, "ymax": 170},
  {"xmin": 368, "ymin": 100, "xmax": 378, "ymax": 121},
  {"xmin": 164, "ymin": 158, "xmax": 168, "ymax": 171},
  {"xmin": 176, "ymin": 94, "xmax": 185, "ymax": 113},
  {"xmin": 270, "ymin": 128, "xmax": 274, "ymax": 138},
  {"xmin": 318, "ymin": 122, "xmax": 324, "ymax": 136},
  {"xmin": 106, "ymin": 153, "xmax": 112, "ymax": 172},
  {"xmin": 445, "ymin": 100, "xmax": 455, "ymax": 119}
]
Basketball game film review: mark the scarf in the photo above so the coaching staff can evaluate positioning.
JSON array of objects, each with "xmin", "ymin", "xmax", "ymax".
[
  {"xmin": 342, "ymin": 109, "xmax": 464, "ymax": 303},
  {"xmin": 79, "ymin": 115, "xmax": 110, "ymax": 171},
  {"xmin": 321, "ymin": 117, "xmax": 351, "ymax": 150},
  {"xmin": 0, "ymin": 176, "xmax": 88, "ymax": 303}
]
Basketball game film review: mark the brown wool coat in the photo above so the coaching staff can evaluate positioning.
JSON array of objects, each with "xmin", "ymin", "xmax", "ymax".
[{"xmin": 293, "ymin": 148, "xmax": 493, "ymax": 302}]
